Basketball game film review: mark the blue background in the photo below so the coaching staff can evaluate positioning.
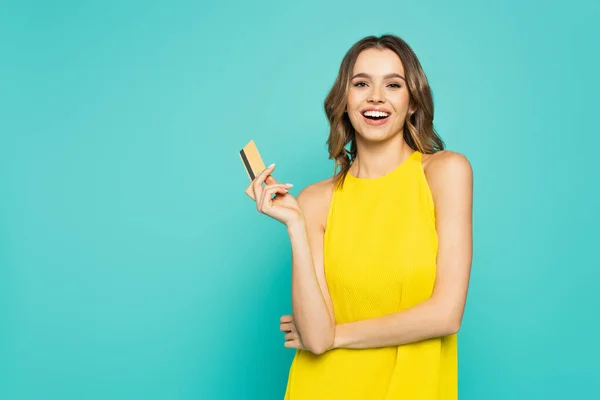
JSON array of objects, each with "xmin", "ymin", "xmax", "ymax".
[{"xmin": 1, "ymin": 0, "xmax": 598, "ymax": 398}]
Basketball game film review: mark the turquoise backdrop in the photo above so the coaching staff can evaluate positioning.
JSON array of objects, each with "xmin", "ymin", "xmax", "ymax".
[{"xmin": 1, "ymin": 0, "xmax": 598, "ymax": 399}]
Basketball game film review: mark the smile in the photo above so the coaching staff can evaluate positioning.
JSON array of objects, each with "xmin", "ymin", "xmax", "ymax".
[{"xmin": 361, "ymin": 110, "xmax": 391, "ymax": 126}]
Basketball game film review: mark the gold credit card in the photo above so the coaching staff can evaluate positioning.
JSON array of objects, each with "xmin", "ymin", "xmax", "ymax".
[{"xmin": 239, "ymin": 140, "xmax": 266, "ymax": 181}]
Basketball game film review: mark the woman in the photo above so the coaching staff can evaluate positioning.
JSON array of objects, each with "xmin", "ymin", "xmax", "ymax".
[{"xmin": 245, "ymin": 34, "xmax": 473, "ymax": 399}]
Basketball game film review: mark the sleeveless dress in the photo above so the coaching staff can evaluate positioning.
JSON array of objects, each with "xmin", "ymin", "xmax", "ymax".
[{"xmin": 284, "ymin": 150, "xmax": 458, "ymax": 399}]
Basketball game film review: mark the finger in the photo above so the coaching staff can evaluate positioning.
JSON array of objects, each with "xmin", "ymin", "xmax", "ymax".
[
  {"xmin": 285, "ymin": 332, "xmax": 298, "ymax": 340},
  {"xmin": 258, "ymin": 184, "xmax": 293, "ymax": 213},
  {"xmin": 284, "ymin": 340, "xmax": 301, "ymax": 349},
  {"xmin": 252, "ymin": 163, "xmax": 276, "ymax": 201},
  {"xmin": 257, "ymin": 164, "xmax": 276, "ymax": 183},
  {"xmin": 281, "ymin": 322, "xmax": 296, "ymax": 332},
  {"xmin": 247, "ymin": 181, "xmax": 289, "ymax": 202},
  {"xmin": 265, "ymin": 175, "xmax": 279, "ymax": 185},
  {"xmin": 258, "ymin": 185, "xmax": 283, "ymax": 212},
  {"xmin": 280, "ymin": 315, "xmax": 293, "ymax": 324},
  {"xmin": 246, "ymin": 172, "xmax": 281, "ymax": 200},
  {"xmin": 263, "ymin": 183, "xmax": 292, "ymax": 200},
  {"xmin": 280, "ymin": 322, "xmax": 293, "ymax": 332},
  {"xmin": 245, "ymin": 185, "xmax": 255, "ymax": 200},
  {"xmin": 262, "ymin": 183, "xmax": 292, "ymax": 193},
  {"xmin": 258, "ymin": 187, "xmax": 285, "ymax": 213}
]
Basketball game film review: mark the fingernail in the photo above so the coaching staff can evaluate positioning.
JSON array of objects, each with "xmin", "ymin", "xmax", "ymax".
[
  {"xmin": 285, "ymin": 183, "xmax": 293, "ymax": 187},
  {"xmin": 268, "ymin": 163, "xmax": 275, "ymax": 168}
]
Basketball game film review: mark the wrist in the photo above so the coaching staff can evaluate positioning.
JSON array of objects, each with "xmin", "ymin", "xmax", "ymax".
[
  {"xmin": 332, "ymin": 324, "xmax": 345, "ymax": 349},
  {"xmin": 286, "ymin": 213, "xmax": 306, "ymax": 232}
]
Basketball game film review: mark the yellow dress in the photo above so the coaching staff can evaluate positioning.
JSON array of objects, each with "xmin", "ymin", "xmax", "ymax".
[{"xmin": 284, "ymin": 150, "xmax": 457, "ymax": 399}]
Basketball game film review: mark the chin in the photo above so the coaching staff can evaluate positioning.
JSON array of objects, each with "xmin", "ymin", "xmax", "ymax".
[{"xmin": 357, "ymin": 128, "xmax": 396, "ymax": 142}]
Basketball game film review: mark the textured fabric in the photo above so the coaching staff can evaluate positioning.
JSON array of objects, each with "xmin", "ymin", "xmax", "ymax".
[{"xmin": 284, "ymin": 150, "xmax": 457, "ymax": 400}]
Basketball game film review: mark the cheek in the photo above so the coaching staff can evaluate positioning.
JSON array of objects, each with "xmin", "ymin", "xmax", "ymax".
[
  {"xmin": 346, "ymin": 94, "xmax": 363, "ymax": 121},
  {"xmin": 346, "ymin": 91, "xmax": 362, "ymax": 109},
  {"xmin": 391, "ymin": 92, "xmax": 410, "ymax": 110}
]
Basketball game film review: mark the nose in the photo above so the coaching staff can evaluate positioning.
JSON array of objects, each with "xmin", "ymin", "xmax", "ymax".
[{"xmin": 368, "ymin": 85, "xmax": 384, "ymax": 104}]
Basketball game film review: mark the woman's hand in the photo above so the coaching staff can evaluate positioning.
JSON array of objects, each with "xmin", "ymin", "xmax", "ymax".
[
  {"xmin": 244, "ymin": 164, "xmax": 303, "ymax": 226},
  {"xmin": 280, "ymin": 314, "xmax": 305, "ymax": 350}
]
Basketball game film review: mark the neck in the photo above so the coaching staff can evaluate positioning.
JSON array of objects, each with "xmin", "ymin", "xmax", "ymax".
[{"xmin": 349, "ymin": 136, "xmax": 413, "ymax": 179}]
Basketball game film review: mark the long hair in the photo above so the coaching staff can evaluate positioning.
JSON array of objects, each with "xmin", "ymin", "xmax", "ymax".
[{"xmin": 324, "ymin": 34, "xmax": 445, "ymax": 189}]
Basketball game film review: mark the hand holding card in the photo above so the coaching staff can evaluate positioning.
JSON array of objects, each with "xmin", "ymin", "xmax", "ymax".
[{"xmin": 240, "ymin": 140, "xmax": 302, "ymax": 226}]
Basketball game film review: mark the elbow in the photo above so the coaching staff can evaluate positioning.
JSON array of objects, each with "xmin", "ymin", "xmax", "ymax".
[
  {"xmin": 305, "ymin": 338, "xmax": 332, "ymax": 355},
  {"xmin": 435, "ymin": 299, "xmax": 463, "ymax": 336},
  {"xmin": 306, "ymin": 343, "xmax": 329, "ymax": 355},
  {"xmin": 444, "ymin": 314, "xmax": 462, "ymax": 335},
  {"xmin": 447, "ymin": 321, "xmax": 461, "ymax": 335},
  {"xmin": 303, "ymin": 326, "xmax": 335, "ymax": 355}
]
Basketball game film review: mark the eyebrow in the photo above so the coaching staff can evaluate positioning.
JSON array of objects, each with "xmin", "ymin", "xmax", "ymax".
[{"xmin": 351, "ymin": 72, "xmax": 406, "ymax": 81}]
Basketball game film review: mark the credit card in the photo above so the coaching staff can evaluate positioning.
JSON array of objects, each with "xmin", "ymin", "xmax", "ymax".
[{"xmin": 239, "ymin": 140, "xmax": 266, "ymax": 181}]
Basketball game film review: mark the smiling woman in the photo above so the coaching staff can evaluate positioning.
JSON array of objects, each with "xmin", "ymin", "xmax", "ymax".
[{"xmin": 245, "ymin": 34, "xmax": 473, "ymax": 400}]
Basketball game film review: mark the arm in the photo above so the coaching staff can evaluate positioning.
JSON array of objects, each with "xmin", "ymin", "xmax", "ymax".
[
  {"xmin": 333, "ymin": 151, "xmax": 473, "ymax": 349},
  {"xmin": 288, "ymin": 183, "xmax": 335, "ymax": 354}
]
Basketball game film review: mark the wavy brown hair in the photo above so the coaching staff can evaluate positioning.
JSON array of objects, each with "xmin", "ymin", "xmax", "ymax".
[{"xmin": 324, "ymin": 34, "xmax": 445, "ymax": 189}]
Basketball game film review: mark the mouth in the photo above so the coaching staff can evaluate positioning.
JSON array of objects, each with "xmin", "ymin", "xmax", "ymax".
[{"xmin": 361, "ymin": 109, "xmax": 391, "ymax": 126}]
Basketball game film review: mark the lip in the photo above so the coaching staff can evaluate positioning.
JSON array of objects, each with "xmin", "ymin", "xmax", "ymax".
[
  {"xmin": 360, "ymin": 107, "xmax": 392, "ymax": 126},
  {"xmin": 361, "ymin": 113, "xmax": 391, "ymax": 126}
]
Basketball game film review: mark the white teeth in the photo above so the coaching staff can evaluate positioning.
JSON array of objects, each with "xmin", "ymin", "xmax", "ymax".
[{"xmin": 363, "ymin": 111, "xmax": 389, "ymax": 117}]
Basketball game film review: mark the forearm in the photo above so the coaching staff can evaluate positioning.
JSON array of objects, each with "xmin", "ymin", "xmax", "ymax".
[
  {"xmin": 333, "ymin": 298, "xmax": 458, "ymax": 349},
  {"xmin": 288, "ymin": 218, "xmax": 334, "ymax": 354}
]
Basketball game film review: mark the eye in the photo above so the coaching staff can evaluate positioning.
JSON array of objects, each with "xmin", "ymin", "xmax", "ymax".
[
  {"xmin": 388, "ymin": 83, "xmax": 402, "ymax": 89},
  {"xmin": 353, "ymin": 81, "xmax": 368, "ymax": 87}
]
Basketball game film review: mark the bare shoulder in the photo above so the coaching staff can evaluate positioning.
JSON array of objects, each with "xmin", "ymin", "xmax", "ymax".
[
  {"xmin": 422, "ymin": 150, "xmax": 473, "ymax": 200},
  {"xmin": 296, "ymin": 177, "xmax": 335, "ymax": 231}
]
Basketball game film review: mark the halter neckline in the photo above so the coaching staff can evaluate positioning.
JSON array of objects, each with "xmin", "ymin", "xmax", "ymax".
[{"xmin": 346, "ymin": 150, "xmax": 421, "ymax": 183}]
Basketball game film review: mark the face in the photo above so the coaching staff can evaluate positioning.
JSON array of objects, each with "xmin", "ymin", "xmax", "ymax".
[{"xmin": 346, "ymin": 48, "xmax": 410, "ymax": 141}]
